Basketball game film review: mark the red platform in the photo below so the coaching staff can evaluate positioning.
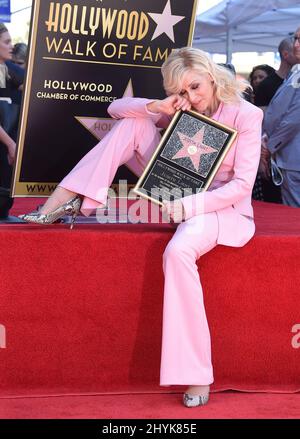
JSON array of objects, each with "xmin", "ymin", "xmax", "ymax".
[{"xmin": 0, "ymin": 199, "xmax": 300, "ymax": 397}]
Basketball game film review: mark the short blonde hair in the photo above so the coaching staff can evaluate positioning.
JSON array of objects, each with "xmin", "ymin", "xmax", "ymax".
[{"xmin": 161, "ymin": 47, "xmax": 247, "ymax": 104}]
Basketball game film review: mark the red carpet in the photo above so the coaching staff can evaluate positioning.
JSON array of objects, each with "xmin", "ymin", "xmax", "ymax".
[
  {"xmin": 0, "ymin": 199, "xmax": 300, "ymax": 399},
  {"xmin": 1, "ymin": 392, "xmax": 300, "ymax": 419}
]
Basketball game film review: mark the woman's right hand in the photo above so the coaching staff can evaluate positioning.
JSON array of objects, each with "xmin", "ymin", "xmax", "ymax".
[
  {"xmin": 147, "ymin": 95, "xmax": 191, "ymax": 116},
  {"xmin": 258, "ymin": 156, "xmax": 270, "ymax": 180}
]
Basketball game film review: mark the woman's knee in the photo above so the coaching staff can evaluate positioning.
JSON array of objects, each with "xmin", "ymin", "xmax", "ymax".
[
  {"xmin": 163, "ymin": 239, "xmax": 195, "ymax": 265},
  {"xmin": 115, "ymin": 116, "xmax": 156, "ymax": 129},
  {"xmin": 135, "ymin": 117, "xmax": 160, "ymax": 137},
  {"xmin": 163, "ymin": 228, "xmax": 217, "ymax": 267},
  {"xmin": 113, "ymin": 117, "xmax": 158, "ymax": 142}
]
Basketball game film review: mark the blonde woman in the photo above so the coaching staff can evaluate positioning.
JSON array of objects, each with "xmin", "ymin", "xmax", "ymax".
[{"xmin": 20, "ymin": 48, "xmax": 263, "ymax": 407}]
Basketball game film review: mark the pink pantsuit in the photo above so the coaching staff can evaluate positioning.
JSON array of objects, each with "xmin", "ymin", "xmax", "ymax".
[{"xmin": 60, "ymin": 97, "xmax": 263, "ymax": 385}]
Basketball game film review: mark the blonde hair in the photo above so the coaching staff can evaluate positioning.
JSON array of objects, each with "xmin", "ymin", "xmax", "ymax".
[{"xmin": 161, "ymin": 47, "xmax": 247, "ymax": 104}]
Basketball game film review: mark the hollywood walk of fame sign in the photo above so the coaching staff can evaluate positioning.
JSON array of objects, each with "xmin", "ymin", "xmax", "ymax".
[
  {"xmin": 134, "ymin": 110, "xmax": 237, "ymax": 205},
  {"xmin": 12, "ymin": 0, "xmax": 198, "ymax": 196}
]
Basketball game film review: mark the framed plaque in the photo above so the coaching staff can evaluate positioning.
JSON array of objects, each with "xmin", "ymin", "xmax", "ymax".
[{"xmin": 133, "ymin": 109, "xmax": 237, "ymax": 205}]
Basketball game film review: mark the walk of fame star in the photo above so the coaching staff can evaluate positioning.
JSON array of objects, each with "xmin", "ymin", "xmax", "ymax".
[
  {"xmin": 75, "ymin": 79, "xmax": 134, "ymax": 141},
  {"xmin": 148, "ymin": 0, "xmax": 185, "ymax": 42},
  {"xmin": 172, "ymin": 127, "xmax": 218, "ymax": 172}
]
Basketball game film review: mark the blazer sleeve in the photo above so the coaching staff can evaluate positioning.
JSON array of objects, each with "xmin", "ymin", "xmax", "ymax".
[
  {"xmin": 266, "ymin": 87, "xmax": 300, "ymax": 154},
  {"xmin": 107, "ymin": 97, "xmax": 170, "ymax": 129},
  {"xmin": 181, "ymin": 106, "xmax": 263, "ymax": 220}
]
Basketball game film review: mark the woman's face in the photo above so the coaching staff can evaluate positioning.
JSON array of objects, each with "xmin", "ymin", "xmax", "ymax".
[
  {"xmin": 0, "ymin": 31, "xmax": 13, "ymax": 62},
  {"xmin": 251, "ymin": 69, "xmax": 268, "ymax": 90},
  {"xmin": 12, "ymin": 54, "xmax": 25, "ymax": 69},
  {"xmin": 178, "ymin": 70, "xmax": 216, "ymax": 114}
]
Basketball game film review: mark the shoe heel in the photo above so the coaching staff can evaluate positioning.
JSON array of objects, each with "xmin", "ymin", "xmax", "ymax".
[{"xmin": 70, "ymin": 212, "xmax": 78, "ymax": 230}]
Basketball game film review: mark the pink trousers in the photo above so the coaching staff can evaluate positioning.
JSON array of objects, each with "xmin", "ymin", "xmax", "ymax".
[{"xmin": 60, "ymin": 117, "xmax": 218, "ymax": 385}]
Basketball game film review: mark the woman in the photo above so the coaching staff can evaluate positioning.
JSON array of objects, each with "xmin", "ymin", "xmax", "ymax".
[
  {"xmin": 12, "ymin": 42, "xmax": 27, "ymax": 69},
  {"xmin": 247, "ymin": 64, "xmax": 275, "ymax": 104},
  {"xmin": 0, "ymin": 23, "xmax": 23, "ymax": 221},
  {"xmin": 248, "ymin": 64, "xmax": 278, "ymax": 202},
  {"xmin": 20, "ymin": 48, "xmax": 263, "ymax": 407}
]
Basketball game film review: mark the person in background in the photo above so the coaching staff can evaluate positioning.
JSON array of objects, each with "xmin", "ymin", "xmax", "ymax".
[
  {"xmin": 247, "ymin": 64, "xmax": 275, "ymax": 104},
  {"xmin": 255, "ymin": 38, "xmax": 296, "ymax": 111},
  {"xmin": 20, "ymin": 47, "xmax": 263, "ymax": 407},
  {"xmin": 0, "ymin": 23, "xmax": 24, "ymax": 222},
  {"xmin": 11, "ymin": 42, "xmax": 27, "ymax": 69},
  {"xmin": 253, "ymin": 37, "xmax": 297, "ymax": 204},
  {"xmin": 4, "ymin": 57, "xmax": 25, "ymax": 105},
  {"xmin": 263, "ymin": 27, "xmax": 300, "ymax": 207},
  {"xmin": 218, "ymin": 62, "xmax": 236, "ymax": 76}
]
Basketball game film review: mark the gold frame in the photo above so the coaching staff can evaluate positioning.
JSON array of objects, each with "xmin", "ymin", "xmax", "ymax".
[{"xmin": 133, "ymin": 109, "xmax": 237, "ymax": 206}]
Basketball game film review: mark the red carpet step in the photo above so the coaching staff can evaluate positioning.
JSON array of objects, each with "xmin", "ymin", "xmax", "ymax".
[
  {"xmin": 1, "ymin": 392, "xmax": 300, "ymax": 419},
  {"xmin": 0, "ymin": 200, "xmax": 300, "ymax": 396}
]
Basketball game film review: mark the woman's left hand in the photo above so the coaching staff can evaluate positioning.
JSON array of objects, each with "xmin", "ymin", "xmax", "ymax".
[
  {"xmin": 161, "ymin": 200, "xmax": 185, "ymax": 223},
  {"xmin": 6, "ymin": 140, "xmax": 16, "ymax": 166}
]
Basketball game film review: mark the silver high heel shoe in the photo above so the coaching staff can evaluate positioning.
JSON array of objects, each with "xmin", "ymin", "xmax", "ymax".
[
  {"xmin": 19, "ymin": 195, "xmax": 82, "ymax": 230},
  {"xmin": 183, "ymin": 392, "xmax": 209, "ymax": 408}
]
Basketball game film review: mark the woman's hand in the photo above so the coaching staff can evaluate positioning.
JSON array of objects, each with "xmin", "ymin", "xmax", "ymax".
[
  {"xmin": 261, "ymin": 146, "xmax": 270, "ymax": 161},
  {"xmin": 0, "ymin": 126, "xmax": 17, "ymax": 166},
  {"xmin": 259, "ymin": 137, "xmax": 271, "ymax": 180},
  {"xmin": 6, "ymin": 140, "xmax": 16, "ymax": 166},
  {"xmin": 147, "ymin": 95, "xmax": 191, "ymax": 117},
  {"xmin": 261, "ymin": 133, "xmax": 268, "ymax": 149},
  {"xmin": 258, "ymin": 156, "xmax": 270, "ymax": 180},
  {"xmin": 161, "ymin": 200, "xmax": 185, "ymax": 223}
]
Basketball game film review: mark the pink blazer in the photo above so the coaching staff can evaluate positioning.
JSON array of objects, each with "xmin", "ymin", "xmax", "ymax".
[{"xmin": 108, "ymin": 98, "xmax": 263, "ymax": 247}]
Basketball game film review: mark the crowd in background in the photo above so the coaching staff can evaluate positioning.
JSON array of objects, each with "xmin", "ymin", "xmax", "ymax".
[
  {"xmin": 247, "ymin": 32, "xmax": 300, "ymax": 208},
  {"xmin": 0, "ymin": 23, "xmax": 27, "ymax": 222},
  {"xmin": 217, "ymin": 31, "xmax": 300, "ymax": 209}
]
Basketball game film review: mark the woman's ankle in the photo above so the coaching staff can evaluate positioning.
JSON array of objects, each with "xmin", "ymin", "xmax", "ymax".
[
  {"xmin": 39, "ymin": 189, "xmax": 78, "ymax": 214},
  {"xmin": 185, "ymin": 385, "xmax": 210, "ymax": 396}
]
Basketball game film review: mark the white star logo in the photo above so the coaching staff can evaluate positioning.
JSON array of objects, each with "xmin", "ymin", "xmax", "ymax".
[
  {"xmin": 75, "ymin": 79, "xmax": 134, "ymax": 141},
  {"xmin": 148, "ymin": 0, "xmax": 185, "ymax": 43}
]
